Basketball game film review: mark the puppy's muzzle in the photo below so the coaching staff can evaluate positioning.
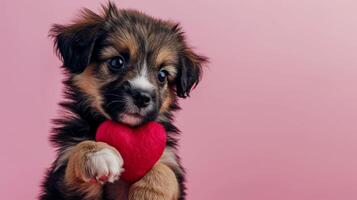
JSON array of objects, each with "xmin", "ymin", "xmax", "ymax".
[
  {"xmin": 132, "ymin": 90, "xmax": 153, "ymax": 108},
  {"xmin": 123, "ymin": 81, "xmax": 155, "ymax": 109}
]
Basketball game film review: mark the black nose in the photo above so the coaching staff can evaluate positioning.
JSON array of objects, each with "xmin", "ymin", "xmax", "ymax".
[{"xmin": 132, "ymin": 90, "xmax": 153, "ymax": 108}]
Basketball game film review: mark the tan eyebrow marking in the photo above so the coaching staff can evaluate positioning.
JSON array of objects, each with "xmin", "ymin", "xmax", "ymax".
[
  {"xmin": 108, "ymin": 30, "xmax": 139, "ymax": 61},
  {"xmin": 162, "ymin": 65, "xmax": 177, "ymax": 81},
  {"xmin": 155, "ymin": 47, "xmax": 178, "ymax": 68},
  {"xmin": 100, "ymin": 46, "xmax": 119, "ymax": 60}
]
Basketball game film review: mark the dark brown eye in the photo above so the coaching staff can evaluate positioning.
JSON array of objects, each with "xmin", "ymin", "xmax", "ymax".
[
  {"xmin": 158, "ymin": 69, "xmax": 168, "ymax": 83},
  {"xmin": 108, "ymin": 55, "xmax": 125, "ymax": 71}
]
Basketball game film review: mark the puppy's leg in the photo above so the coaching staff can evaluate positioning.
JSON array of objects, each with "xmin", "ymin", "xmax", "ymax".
[
  {"xmin": 65, "ymin": 141, "xmax": 124, "ymax": 200},
  {"xmin": 128, "ymin": 163, "xmax": 179, "ymax": 200},
  {"xmin": 128, "ymin": 148, "xmax": 182, "ymax": 200}
]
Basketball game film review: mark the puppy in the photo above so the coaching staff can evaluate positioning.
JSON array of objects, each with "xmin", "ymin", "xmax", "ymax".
[{"xmin": 40, "ymin": 2, "xmax": 206, "ymax": 200}]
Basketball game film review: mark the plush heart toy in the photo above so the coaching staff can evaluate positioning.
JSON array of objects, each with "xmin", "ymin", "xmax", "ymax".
[{"xmin": 96, "ymin": 120, "xmax": 166, "ymax": 183}]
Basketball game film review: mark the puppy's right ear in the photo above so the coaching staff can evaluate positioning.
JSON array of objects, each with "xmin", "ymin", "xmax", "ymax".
[{"xmin": 50, "ymin": 10, "xmax": 104, "ymax": 74}]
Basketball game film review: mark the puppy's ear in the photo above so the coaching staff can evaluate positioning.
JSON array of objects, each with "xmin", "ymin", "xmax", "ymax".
[
  {"xmin": 50, "ymin": 10, "xmax": 104, "ymax": 74},
  {"xmin": 176, "ymin": 48, "xmax": 207, "ymax": 98}
]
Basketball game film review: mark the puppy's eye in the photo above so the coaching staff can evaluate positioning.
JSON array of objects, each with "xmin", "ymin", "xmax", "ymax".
[
  {"xmin": 158, "ymin": 69, "xmax": 168, "ymax": 83},
  {"xmin": 108, "ymin": 55, "xmax": 125, "ymax": 71}
]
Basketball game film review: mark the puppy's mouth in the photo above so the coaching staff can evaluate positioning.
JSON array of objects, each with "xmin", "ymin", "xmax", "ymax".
[
  {"xmin": 124, "ymin": 112, "xmax": 143, "ymax": 118},
  {"xmin": 118, "ymin": 112, "xmax": 145, "ymax": 126}
]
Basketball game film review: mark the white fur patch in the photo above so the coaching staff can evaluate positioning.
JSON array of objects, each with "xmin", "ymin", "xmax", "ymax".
[
  {"xmin": 86, "ymin": 148, "xmax": 124, "ymax": 183},
  {"xmin": 129, "ymin": 62, "xmax": 154, "ymax": 91},
  {"xmin": 130, "ymin": 75, "xmax": 153, "ymax": 90}
]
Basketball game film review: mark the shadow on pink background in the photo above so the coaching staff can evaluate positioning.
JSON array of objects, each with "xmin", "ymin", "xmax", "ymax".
[{"xmin": 1, "ymin": 0, "xmax": 357, "ymax": 199}]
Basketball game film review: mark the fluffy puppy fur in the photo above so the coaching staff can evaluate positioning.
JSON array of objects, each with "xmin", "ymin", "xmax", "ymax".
[{"xmin": 40, "ymin": 2, "xmax": 206, "ymax": 200}]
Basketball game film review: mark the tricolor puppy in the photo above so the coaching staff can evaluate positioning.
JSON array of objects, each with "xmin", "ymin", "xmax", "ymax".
[{"xmin": 40, "ymin": 2, "xmax": 206, "ymax": 200}]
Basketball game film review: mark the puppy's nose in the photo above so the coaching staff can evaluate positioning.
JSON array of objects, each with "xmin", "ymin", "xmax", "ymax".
[{"xmin": 132, "ymin": 90, "xmax": 153, "ymax": 108}]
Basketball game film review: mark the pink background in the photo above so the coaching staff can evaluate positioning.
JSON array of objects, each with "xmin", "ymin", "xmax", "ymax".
[{"xmin": 1, "ymin": 0, "xmax": 357, "ymax": 199}]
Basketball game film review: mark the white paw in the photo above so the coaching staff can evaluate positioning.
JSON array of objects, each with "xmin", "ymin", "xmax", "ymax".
[{"xmin": 85, "ymin": 148, "xmax": 124, "ymax": 184}]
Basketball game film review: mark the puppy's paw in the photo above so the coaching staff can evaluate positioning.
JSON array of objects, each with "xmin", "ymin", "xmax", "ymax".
[
  {"xmin": 66, "ymin": 141, "xmax": 124, "ymax": 185},
  {"xmin": 85, "ymin": 147, "xmax": 124, "ymax": 183},
  {"xmin": 128, "ymin": 163, "xmax": 179, "ymax": 200}
]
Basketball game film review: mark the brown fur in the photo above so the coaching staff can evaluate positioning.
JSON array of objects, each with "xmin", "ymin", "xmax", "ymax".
[
  {"xmin": 128, "ymin": 163, "xmax": 179, "ymax": 200},
  {"xmin": 108, "ymin": 31, "xmax": 140, "ymax": 62},
  {"xmin": 155, "ymin": 47, "xmax": 178, "ymax": 68},
  {"xmin": 72, "ymin": 65, "xmax": 108, "ymax": 117},
  {"xmin": 65, "ymin": 141, "xmax": 120, "ymax": 199}
]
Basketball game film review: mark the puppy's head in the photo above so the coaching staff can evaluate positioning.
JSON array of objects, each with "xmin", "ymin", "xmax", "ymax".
[{"xmin": 51, "ymin": 3, "xmax": 206, "ymax": 126}]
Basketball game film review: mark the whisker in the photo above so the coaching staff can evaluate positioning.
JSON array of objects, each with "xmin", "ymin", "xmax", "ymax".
[
  {"xmin": 105, "ymin": 93, "xmax": 123, "ymax": 98},
  {"xmin": 105, "ymin": 99, "xmax": 126, "ymax": 108}
]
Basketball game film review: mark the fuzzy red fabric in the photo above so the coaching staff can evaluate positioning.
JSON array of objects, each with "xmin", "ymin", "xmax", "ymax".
[{"xmin": 96, "ymin": 120, "xmax": 166, "ymax": 183}]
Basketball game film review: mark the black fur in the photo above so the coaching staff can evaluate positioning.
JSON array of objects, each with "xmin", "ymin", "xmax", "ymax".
[
  {"xmin": 176, "ymin": 51, "xmax": 205, "ymax": 98},
  {"xmin": 51, "ymin": 25, "xmax": 100, "ymax": 74}
]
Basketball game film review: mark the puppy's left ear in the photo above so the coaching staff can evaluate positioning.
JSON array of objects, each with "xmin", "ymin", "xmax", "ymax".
[
  {"xmin": 50, "ymin": 10, "xmax": 104, "ymax": 74},
  {"xmin": 176, "ymin": 48, "xmax": 208, "ymax": 98}
]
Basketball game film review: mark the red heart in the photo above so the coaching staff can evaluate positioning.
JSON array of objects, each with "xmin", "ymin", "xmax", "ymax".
[{"xmin": 96, "ymin": 120, "xmax": 166, "ymax": 183}]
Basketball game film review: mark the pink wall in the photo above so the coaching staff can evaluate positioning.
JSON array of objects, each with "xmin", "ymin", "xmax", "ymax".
[{"xmin": 1, "ymin": 0, "xmax": 357, "ymax": 199}]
